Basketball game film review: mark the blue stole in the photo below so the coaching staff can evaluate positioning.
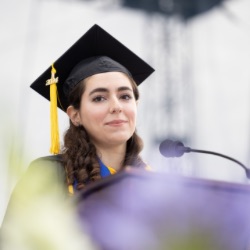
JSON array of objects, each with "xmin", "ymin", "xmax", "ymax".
[{"xmin": 98, "ymin": 158, "xmax": 112, "ymax": 177}]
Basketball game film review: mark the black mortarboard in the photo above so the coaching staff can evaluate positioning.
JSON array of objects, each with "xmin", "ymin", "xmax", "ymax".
[{"xmin": 30, "ymin": 24, "xmax": 155, "ymax": 112}]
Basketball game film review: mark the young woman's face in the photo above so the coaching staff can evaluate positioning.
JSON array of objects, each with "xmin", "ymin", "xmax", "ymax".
[{"xmin": 77, "ymin": 72, "xmax": 138, "ymax": 148}]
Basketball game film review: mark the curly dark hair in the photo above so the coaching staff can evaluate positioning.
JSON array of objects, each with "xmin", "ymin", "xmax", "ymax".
[{"xmin": 62, "ymin": 73, "xmax": 146, "ymax": 190}]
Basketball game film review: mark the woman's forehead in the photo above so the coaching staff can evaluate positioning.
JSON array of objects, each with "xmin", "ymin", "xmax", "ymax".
[{"xmin": 84, "ymin": 72, "xmax": 133, "ymax": 90}]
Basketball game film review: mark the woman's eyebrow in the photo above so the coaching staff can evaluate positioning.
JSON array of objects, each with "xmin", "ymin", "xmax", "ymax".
[
  {"xmin": 89, "ymin": 88, "xmax": 108, "ymax": 96},
  {"xmin": 89, "ymin": 86, "xmax": 133, "ymax": 96},
  {"xmin": 118, "ymin": 86, "xmax": 133, "ymax": 92}
]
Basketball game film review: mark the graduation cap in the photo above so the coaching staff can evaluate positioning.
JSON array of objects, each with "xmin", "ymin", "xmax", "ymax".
[{"xmin": 30, "ymin": 24, "xmax": 155, "ymax": 154}]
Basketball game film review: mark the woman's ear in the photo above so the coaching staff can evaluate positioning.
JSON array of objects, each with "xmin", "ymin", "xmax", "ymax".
[{"xmin": 66, "ymin": 105, "xmax": 81, "ymax": 126}]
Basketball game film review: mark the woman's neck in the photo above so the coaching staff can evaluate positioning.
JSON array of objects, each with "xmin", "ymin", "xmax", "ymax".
[{"xmin": 95, "ymin": 144, "xmax": 126, "ymax": 171}]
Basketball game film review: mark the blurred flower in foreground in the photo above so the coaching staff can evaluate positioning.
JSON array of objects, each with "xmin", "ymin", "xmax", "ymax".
[{"xmin": 1, "ymin": 159, "xmax": 97, "ymax": 250}]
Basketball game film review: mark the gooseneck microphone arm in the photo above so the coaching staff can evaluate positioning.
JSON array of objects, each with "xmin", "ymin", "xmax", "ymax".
[
  {"xmin": 159, "ymin": 139, "xmax": 250, "ymax": 179},
  {"xmin": 189, "ymin": 148, "xmax": 250, "ymax": 179}
]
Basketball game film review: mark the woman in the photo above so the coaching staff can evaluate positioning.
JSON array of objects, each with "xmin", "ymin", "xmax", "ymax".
[
  {"xmin": 1, "ymin": 24, "xmax": 154, "ymax": 248},
  {"xmin": 4, "ymin": 24, "xmax": 154, "ymax": 200},
  {"xmin": 28, "ymin": 24, "xmax": 154, "ymax": 195}
]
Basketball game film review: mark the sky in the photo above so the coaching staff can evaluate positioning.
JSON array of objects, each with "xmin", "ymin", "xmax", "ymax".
[{"xmin": 1, "ymin": 0, "xmax": 250, "ymax": 223}]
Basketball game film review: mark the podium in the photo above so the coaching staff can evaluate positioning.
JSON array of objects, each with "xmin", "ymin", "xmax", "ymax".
[{"xmin": 77, "ymin": 168, "xmax": 250, "ymax": 250}]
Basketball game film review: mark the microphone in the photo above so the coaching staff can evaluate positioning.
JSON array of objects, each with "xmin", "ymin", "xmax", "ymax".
[{"xmin": 159, "ymin": 139, "xmax": 250, "ymax": 179}]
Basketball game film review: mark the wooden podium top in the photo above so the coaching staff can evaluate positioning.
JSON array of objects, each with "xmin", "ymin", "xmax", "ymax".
[{"xmin": 77, "ymin": 169, "xmax": 250, "ymax": 250}]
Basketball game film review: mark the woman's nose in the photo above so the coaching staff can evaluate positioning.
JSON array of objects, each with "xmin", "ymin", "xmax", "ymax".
[{"xmin": 109, "ymin": 98, "xmax": 122, "ymax": 114}]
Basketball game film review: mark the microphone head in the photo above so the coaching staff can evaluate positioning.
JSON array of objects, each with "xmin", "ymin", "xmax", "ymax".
[{"xmin": 159, "ymin": 139, "xmax": 186, "ymax": 158}]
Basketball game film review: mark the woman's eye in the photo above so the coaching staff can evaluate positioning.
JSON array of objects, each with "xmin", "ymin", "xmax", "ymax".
[
  {"xmin": 92, "ymin": 96, "xmax": 106, "ymax": 102},
  {"xmin": 120, "ymin": 94, "xmax": 132, "ymax": 100}
]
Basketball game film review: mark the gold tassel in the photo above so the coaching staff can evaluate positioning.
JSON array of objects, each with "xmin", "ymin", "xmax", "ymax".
[{"xmin": 46, "ymin": 64, "xmax": 60, "ymax": 154}]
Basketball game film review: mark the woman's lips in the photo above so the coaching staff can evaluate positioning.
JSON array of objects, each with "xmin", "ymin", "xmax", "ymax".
[{"xmin": 105, "ymin": 120, "xmax": 127, "ymax": 126}]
